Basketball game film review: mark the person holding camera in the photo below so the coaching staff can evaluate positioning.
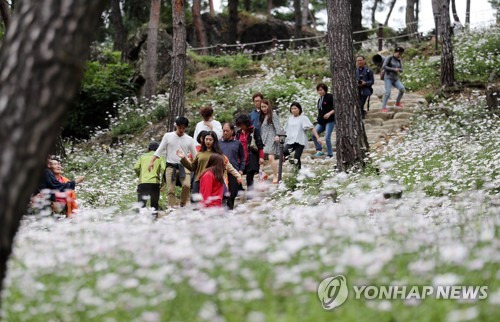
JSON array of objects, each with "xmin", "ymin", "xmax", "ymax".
[{"xmin": 355, "ymin": 55, "xmax": 374, "ymax": 119}]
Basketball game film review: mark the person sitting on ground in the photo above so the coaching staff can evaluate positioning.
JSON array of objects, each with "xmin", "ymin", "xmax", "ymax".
[
  {"xmin": 32, "ymin": 155, "xmax": 84, "ymax": 217},
  {"xmin": 134, "ymin": 141, "xmax": 166, "ymax": 212},
  {"xmin": 355, "ymin": 55, "xmax": 375, "ymax": 119},
  {"xmin": 199, "ymin": 154, "xmax": 226, "ymax": 208},
  {"xmin": 193, "ymin": 105, "xmax": 223, "ymax": 145},
  {"xmin": 313, "ymin": 83, "xmax": 335, "ymax": 158},
  {"xmin": 235, "ymin": 114, "xmax": 264, "ymax": 191},
  {"xmin": 249, "ymin": 92, "xmax": 263, "ymax": 130},
  {"xmin": 284, "ymin": 102, "xmax": 322, "ymax": 170},
  {"xmin": 381, "ymin": 46, "xmax": 405, "ymax": 112},
  {"xmin": 259, "ymin": 99, "xmax": 283, "ymax": 184},
  {"xmin": 49, "ymin": 158, "xmax": 80, "ymax": 217}
]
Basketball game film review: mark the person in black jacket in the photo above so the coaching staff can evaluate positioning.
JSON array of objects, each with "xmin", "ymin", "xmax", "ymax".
[
  {"xmin": 355, "ymin": 55, "xmax": 374, "ymax": 119},
  {"xmin": 313, "ymin": 83, "xmax": 335, "ymax": 158},
  {"xmin": 220, "ymin": 122, "xmax": 245, "ymax": 209},
  {"xmin": 235, "ymin": 114, "xmax": 264, "ymax": 191}
]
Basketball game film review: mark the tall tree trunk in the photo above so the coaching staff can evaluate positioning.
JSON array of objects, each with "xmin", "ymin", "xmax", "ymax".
[
  {"xmin": 326, "ymin": 0, "xmax": 368, "ymax": 172},
  {"xmin": 244, "ymin": 0, "xmax": 250, "ymax": 11},
  {"xmin": 228, "ymin": 0, "xmax": 238, "ymax": 44},
  {"xmin": 465, "ymin": 0, "xmax": 471, "ymax": 28},
  {"xmin": 309, "ymin": 9, "xmax": 317, "ymax": 29},
  {"xmin": 145, "ymin": 0, "xmax": 160, "ymax": 97},
  {"xmin": 0, "ymin": 0, "xmax": 10, "ymax": 29},
  {"xmin": 371, "ymin": 0, "xmax": 380, "ymax": 27},
  {"xmin": 351, "ymin": 0, "xmax": 364, "ymax": 44},
  {"xmin": 433, "ymin": 0, "xmax": 455, "ymax": 86},
  {"xmin": 302, "ymin": 0, "xmax": 309, "ymax": 28},
  {"xmin": 384, "ymin": 0, "xmax": 397, "ymax": 26},
  {"xmin": 192, "ymin": 0, "xmax": 208, "ymax": 54},
  {"xmin": 416, "ymin": 0, "xmax": 419, "ymax": 25},
  {"xmin": 406, "ymin": 0, "xmax": 418, "ymax": 38},
  {"xmin": 450, "ymin": 0, "xmax": 461, "ymax": 25},
  {"xmin": 0, "ymin": 0, "xmax": 106, "ymax": 303},
  {"xmin": 208, "ymin": 0, "xmax": 215, "ymax": 16},
  {"xmin": 110, "ymin": 0, "xmax": 126, "ymax": 58},
  {"xmin": 168, "ymin": 0, "xmax": 187, "ymax": 131},
  {"xmin": 267, "ymin": 0, "xmax": 273, "ymax": 16},
  {"xmin": 294, "ymin": 0, "xmax": 302, "ymax": 38}
]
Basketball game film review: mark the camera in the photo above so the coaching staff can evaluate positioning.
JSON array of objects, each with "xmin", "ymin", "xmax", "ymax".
[{"xmin": 358, "ymin": 80, "xmax": 363, "ymax": 85}]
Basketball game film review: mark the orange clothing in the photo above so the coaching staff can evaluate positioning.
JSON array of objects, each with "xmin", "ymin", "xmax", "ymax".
[{"xmin": 55, "ymin": 175, "xmax": 78, "ymax": 215}]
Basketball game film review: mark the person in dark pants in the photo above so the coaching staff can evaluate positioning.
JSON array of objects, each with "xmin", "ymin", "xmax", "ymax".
[
  {"xmin": 313, "ymin": 83, "xmax": 335, "ymax": 158},
  {"xmin": 355, "ymin": 55, "xmax": 374, "ymax": 119},
  {"xmin": 220, "ymin": 122, "xmax": 245, "ymax": 209},
  {"xmin": 235, "ymin": 114, "xmax": 264, "ymax": 192},
  {"xmin": 134, "ymin": 142, "xmax": 166, "ymax": 211},
  {"xmin": 283, "ymin": 102, "xmax": 322, "ymax": 170}
]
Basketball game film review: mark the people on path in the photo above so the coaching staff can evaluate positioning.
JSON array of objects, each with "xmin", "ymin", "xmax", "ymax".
[
  {"xmin": 313, "ymin": 83, "xmax": 335, "ymax": 158},
  {"xmin": 220, "ymin": 123, "xmax": 245, "ymax": 209},
  {"xmin": 177, "ymin": 131, "xmax": 241, "ymax": 201},
  {"xmin": 134, "ymin": 141, "xmax": 165, "ymax": 211},
  {"xmin": 249, "ymin": 92, "xmax": 263, "ymax": 130},
  {"xmin": 284, "ymin": 102, "xmax": 322, "ymax": 170},
  {"xmin": 235, "ymin": 114, "xmax": 264, "ymax": 191},
  {"xmin": 199, "ymin": 154, "xmax": 226, "ymax": 208},
  {"xmin": 148, "ymin": 117, "xmax": 197, "ymax": 208},
  {"xmin": 355, "ymin": 55, "xmax": 374, "ymax": 119},
  {"xmin": 259, "ymin": 99, "xmax": 283, "ymax": 184},
  {"xmin": 193, "ymin": 106, "xmax": 223, "ymax": 145},
  {"xmin": 381, "ymin": 46, "xmax": 405, "ymax": 112}
]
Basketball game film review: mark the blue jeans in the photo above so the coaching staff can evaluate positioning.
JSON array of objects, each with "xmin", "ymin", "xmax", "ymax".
[
  {"xmin": 313, "ymin": 121, "xmax": 335, "ymax": 156},
  {"xmin": 382, "ymin": 78, "xmax": 405, "ymax": 107}
]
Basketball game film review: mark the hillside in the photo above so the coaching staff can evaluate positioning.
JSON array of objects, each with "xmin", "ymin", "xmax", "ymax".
[{"xmin": 2, "ymin": 26, "xmax": 499, "ymax": 321}]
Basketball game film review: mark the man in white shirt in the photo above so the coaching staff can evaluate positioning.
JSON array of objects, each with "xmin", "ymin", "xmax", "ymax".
[
  {"xmin": 193, "ymin": 105, "xmax": 223, "ymax": 144},
  {"xmin": 148, "ymin": 117, "xmax": 197, "ymax": 207}
]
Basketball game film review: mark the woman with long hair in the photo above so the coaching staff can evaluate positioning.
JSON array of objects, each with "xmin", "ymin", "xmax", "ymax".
[
  {"xmin": 259, "ymin": 99, "xmax": 282, "ymax": 184},
  {"xmin": 178, "ymin": 131, "xmax": 241, "ymax": 198},
  {"xmin": 199, "ymin": 154, "xmax": 226, "ymax": 207},
  {"xmin": 235, "ymin": 114, "xmax": 264, "ymax": 191}
]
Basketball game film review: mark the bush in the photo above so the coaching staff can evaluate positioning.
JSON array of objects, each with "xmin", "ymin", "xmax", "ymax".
[
  {"xmin": 193, "ymin": 54, "xmax": 253, "ymax": 75},
  {"xmin": 63, "ymin": 50, "xmax": 136, "ymax": 139}
]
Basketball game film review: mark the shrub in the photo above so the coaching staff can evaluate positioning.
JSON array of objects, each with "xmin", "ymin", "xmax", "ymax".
[{"xmin": 63, "ymin": 50, "xmax": 136, "ymax": 139}]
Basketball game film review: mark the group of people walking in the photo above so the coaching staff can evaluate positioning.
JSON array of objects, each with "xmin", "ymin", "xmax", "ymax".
[
  {"xmin": 34, "ymin": 47, "xmax": 406, "ymax": 215},
  {"xmin": 135, "ymin": 46, "xmax": 407, "ymax": 212}
]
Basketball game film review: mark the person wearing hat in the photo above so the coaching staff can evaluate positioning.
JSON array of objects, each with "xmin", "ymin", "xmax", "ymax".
[
  {"xmin": 134, "ymin": 141, "xmax": 166, "ymax": 211},
  {"xmin": 381, "ymin": 46, "xmax": 405, "ymax": 112}
]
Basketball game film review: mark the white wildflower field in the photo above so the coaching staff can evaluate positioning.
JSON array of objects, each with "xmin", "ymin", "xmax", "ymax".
[
  {"xmin": 2, "ymin": 27, "xmax": 500, "ymax": 321},
  {"xmin": 2, "ymin": 92, "xmax": 499, "ymax": 321}
]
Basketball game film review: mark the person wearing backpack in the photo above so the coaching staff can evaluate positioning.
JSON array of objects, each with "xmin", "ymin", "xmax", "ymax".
[
  {"xmin": 381, "ymin": 47, "xmax": 405, "ymax": 112},
  {"xmin": 355, "ymin": 55, "xmax": 374, "ymax": 119}
]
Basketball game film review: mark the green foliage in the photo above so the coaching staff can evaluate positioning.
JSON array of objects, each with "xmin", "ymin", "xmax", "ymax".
[
  {"xmin": 193, "ymin": 54, "xmax": 254, "ymax": 76},
  {"xmin": 63, "ymin": 50, "xmax": 135, "ymax": 139},
  {"xmin": 402, "ymin": 27, "xmax": 500, "ymax": 90}
]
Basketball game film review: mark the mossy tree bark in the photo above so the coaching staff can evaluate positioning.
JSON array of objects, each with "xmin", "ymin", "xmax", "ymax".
[{"xmin": 0, "ymin": 0, "xmax": 106, "ymax": 304}]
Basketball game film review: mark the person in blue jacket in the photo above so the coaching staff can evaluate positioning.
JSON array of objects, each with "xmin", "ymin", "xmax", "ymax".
[{"xmin": 355, "ymin": 55, "xmax": 374, "ymax": 119}]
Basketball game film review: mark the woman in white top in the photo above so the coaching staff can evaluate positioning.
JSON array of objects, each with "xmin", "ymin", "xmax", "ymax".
[
  {"xmin": 193, "ymin": 106, "xmax": 223, "ymax": 145},
  {"xmin": 283, "ymin": 102, "xmax": 322, "ymax": 169}
]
